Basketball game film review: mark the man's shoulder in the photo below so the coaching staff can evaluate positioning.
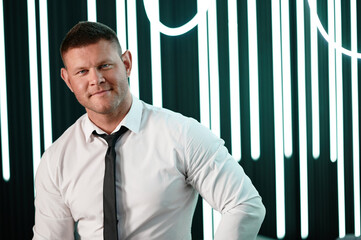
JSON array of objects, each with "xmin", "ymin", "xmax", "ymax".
[
  {"xmin": 141, "ymin": 100, "xmax": 191, "ymax": 124},
  {"xmin": 44, "ymin": 114, "xmax": 88, "ymax": 156},
  {"xmin": 38, "ymin": 114, "xmax": 88, "ymax": 180},
  {"xmin": 139, "ymin": 100, "xmax": 208, "ymax": 139}
]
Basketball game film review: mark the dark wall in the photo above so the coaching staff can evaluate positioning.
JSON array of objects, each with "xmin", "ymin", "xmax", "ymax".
[{"xmin": 0, "ymin": 0, "xmax": 360, "ymax": 239}]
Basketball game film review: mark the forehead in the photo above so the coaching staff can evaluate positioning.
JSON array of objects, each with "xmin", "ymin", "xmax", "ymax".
[{"xmin": 62, "ymin": 40, "xmax": 120, "ymax": 66}]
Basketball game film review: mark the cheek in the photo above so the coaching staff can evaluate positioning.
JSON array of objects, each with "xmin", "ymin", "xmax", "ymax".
[
  {"xmin": 105, "ymin": 71, "xmax": 127, "ymax": 89},
  {"xmin": 71, "ymin": 80, "xmax": 88, "ymax": 95}
]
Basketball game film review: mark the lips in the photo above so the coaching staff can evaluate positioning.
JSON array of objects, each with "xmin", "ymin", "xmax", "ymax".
[{"xmin": 90, "ymin": 89, "xmax": 110, "ymax": 97}]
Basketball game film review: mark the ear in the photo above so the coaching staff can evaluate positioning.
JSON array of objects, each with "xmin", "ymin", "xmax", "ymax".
[
  {"xmin": 121, "ymin": 50, "xmax": 132, "ymax": 77},
  {"xmin": 61, "ymin": 68, "xmax": 74, "ymax": 92}
]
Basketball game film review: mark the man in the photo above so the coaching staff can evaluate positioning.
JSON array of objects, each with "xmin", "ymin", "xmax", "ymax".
[{"xmin": 33, "ymin": 21, "xmax": 265, "ymax": 239}]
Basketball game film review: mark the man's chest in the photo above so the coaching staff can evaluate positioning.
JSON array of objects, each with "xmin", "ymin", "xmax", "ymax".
[{"xmin": 60, "ymin": 146, "xmax": 192, "ymax": 222}]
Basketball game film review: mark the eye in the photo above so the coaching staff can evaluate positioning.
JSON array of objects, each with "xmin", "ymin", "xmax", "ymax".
[
  {"xmin": 77, "ymin": 69, "xmax": 88, "ymax": 75},
  {"xmin": 100, "ymin": 64, "xmax": 111, "ymax": 69}
]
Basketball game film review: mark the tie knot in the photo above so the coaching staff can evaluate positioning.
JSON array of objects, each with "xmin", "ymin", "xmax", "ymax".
[{"xmin": 93, "ymin": 126, "xmax": 128, "ymax": 147}]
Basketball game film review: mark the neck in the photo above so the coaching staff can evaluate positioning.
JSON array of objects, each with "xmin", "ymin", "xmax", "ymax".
[{"xmin": 88, "ymin": 95, "xmax": 132, "ymax": 134}]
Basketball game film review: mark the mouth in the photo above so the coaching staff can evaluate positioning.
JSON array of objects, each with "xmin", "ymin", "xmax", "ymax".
[{"xmin": 90, "ymin": 89, "xmax": 110, "ymax": 97}]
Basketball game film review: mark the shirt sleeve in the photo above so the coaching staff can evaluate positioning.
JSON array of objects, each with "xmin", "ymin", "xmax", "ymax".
[
  {"xmin": 184, "ymin": 118, "xmax": 266, "ymax": 240},
  {"xmin": 33, "ymin": 151, "xmax": 75, "ymax": 240}
]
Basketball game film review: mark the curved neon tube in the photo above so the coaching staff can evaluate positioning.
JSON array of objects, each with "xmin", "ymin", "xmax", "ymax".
[
  {"xmin": 307, "ymin": 0, "xmax": 361, "ymax": 59},
  {"xmin": 143, "ymin": 0, "xmax": 209, "ymax": 36}
]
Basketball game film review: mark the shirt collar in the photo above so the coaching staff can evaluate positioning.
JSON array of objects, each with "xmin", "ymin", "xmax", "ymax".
[{"xmin": 83, "ymin": 95, "xmax": 143, "ymax": 142}]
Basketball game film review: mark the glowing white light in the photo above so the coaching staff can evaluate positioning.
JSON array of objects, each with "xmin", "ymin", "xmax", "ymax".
[
  {"xmin": 116, "ymin": 0, "xmax": 127, "ymax": 50},
  {"xmin": 150, "ymin": 0, "xmax": 163, "ymax": 107},
  {"xmin": 127, "ymin": 0, "xmax": 139, "ymax": 98},
  {"xmin": 207, "ymin": 0, "xmax": 222, "ymax": 231},
  {"xmin": 39, "ymin": 0, "xmax": 53, "ymax": 151},
  {"xmin": 335, "ymin": 0, "xmax": 345, "ymax": 237},
  {"xmin": 351, "ymin": 0, "xmax": 360, "ymax": 236},
  {"xmin": 297, "ymin": 0, "xmax": 308, "ymax": 237},
  {"xmin": 310, "ymin": 0, "xmax": 319, "ymax": 159},
  {"xmin": 325, "ymin": 0, "xmax": 337, "ymax": 162},
  {"xmin": 198, "ymin": 0, "xmax": 212, "ymax": 237},
  {"xmin": 307, "ymin": 0, "xmax": 361, "ymax": 59},
  {"xmin": 87, "ymin": 0, "xmax": 97, "ymax": 22},
  {"xmin": 208, "ymin": 0, "xmax": 220, "ymax": 138},
  {"xmin": 203, "ymin": 201, "xmax": 213, "ymax": 240},
  {"xmin": 198, "ymin": 0, "xmax": 210, "ymax": 128},
  {"xmin": 228, "ymin": 0, "xmax": 241, "ymax": 161},
  {"xmin": 271, "ymin": 0, "xmax": 285, "ymax": 237},
  {"xmin": 281, "ymin": 0, "xmax": 293, "ymax": 158},
  {"xmin": 143, "ymin": 0, "xmax": 209, "ymax": 36},
  {"xmin": 0, "ymin": 0, "xmax": 10, "ymax": 181},
  {"xmin": 248, "ymin": 0, "xmax": 260, "ymax": 160},
  {"xmin": 27, "ymin": 0, "xmax": 41, "ymax": 183}
]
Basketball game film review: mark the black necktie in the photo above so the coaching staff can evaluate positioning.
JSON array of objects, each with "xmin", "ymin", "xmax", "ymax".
[{"xmin": 93, "ymin": 126, "xmax": 128, "ymax": 240}]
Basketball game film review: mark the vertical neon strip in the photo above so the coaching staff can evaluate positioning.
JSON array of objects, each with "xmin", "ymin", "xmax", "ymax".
[
  {"xmin": 87, "ymin": 0, "xmax": 97, "ymax": 22},
  {"xmin": 198, "ymin": 1, "xmax": 210, "ymax": 128},
  {"xmin": 297, "ymin": 0, "xmax": 308, "ymax": 238},
  {"xmin": 335, "ymin": 0, "xmax": 345, "ymax": 237},
  {"xmin": 310, "ymin": 0, "xmax": 320, "ymax": 159},
  {"xmin": 202, "ymin": 201, "xmax": 213, "ymax": 240},
  {"xmin": 39, "ymin": 0, "xmax": 52, "ymax": 151},
  {"xmin": 228, "ymin": 0, "xmax": 241, "ymax": 161},
  {"xmin": 127, "ymin": 0, "xmax": 139, "ymax": 98},
  {"xmin": 27, "ymin": 0, "xmax": 41, "ymax": 182},
  {"xmin": 208, "ymin": 0, "xmax": 220, "ymax": 138},
  {"xmin": 207, "ymin": 0, "xmax": 222, "ymax": 232},
  {"xmin": 0, "ymin": 0, "xmax": 10, "ymax": 181},
  {"xmin": 150, "ymin": 0, "xmax": 162, "ymax": 107},
  {"xmin": 281, "ymin": 0, "xmax": 292, "ymax": 158},
  {"xmin": 248, "ymin": 0, "xmax": 260, "ymax": 160},
  {"xmin": 198, "ymin": 1, "xmax": 212, "ymax": 238},
  {"xmin": 116, "ymin": 0, "xmax": 127, "ymax": 50},
  {"xmin": 328, "ymin": 0, "xmax": 337, "ymax": 162},
  {"xmin": 272, "ymin": 0, "xmax": 285, "ymax": 238},
  {"xmin": 351, "ymin": 0, "xmax": 360, "ymax": 236}
]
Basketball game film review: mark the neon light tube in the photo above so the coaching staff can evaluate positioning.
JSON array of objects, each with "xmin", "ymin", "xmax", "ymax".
[
  {"xmin": 87, "ymin": 0, "xmax": 97, "ymax": 22},
  {"xmin": 0, "ymin": 0, "xmax": 10, "ymax": 181},
  {"xmin": 39, "ymin": 0, "xmax": 53, "ymax": 150},
  {"xmin": 208, "ymin": 0, "xmax": 220, "ymax": 138},
  {"xmin": 297, "ymin": 0, "xmax": 308, "ymax": 237},
  {"xmin": 325, "ymin": 0, "xmax": 337, "ymax": 162},
  {"xmin": 351, "ymin": 0, "xmax": 360, "ymax": 236},
  {"xmin": 335, "ymin": 0, "xmax": 345, "ymax": 237},
  {"xmin": 272, "ymin": 0, "xmax": 285, "ymax": 237},
  {"xmin": 207, "ymin": 0, "xmax": 222, "ymax": 231},
  {"xmin": 307, "ymin": 0, "xmax": 361, "ymax": 59},
  {"xmin": 27, "ymin": 0, "xmax": 41, "ymax": 183},
  {"xmin": 202, "ymin": 201, "xmax": 213, "ymax": 240},
  {"xmin": 248, "ymin": 0, "xmax": 260, "ymax": 160},
  {"xmin": 197, "ymin": 1, "xmax": 212, "ymax": 237},
  {"xmin": 150, "ymin": 0, "xmax": 162, "ymax": 107},
  {"xmin": 228, "ymin": 0, "xmax": 241, "ymax": 161},
  {"xmin": 127, "ymin": 0, "xmax": 139, "ymax": 98},
  {"xmin": 310, "ymin": 0, "xmax": 319, "ymax": 159},
  {"xmin": 281, "ymin": 0, "xmax": 293, "ymax": 158},
  {"xmin": 116, "ymin": 0, "xmax": 127, "ymax": 50},
  {"xmin": 143, "ymin": 0, "xmax": 209, "ymax": 36},
  {"xmin": 198, "ymin": 0, "xmax": 210, "ymax": 128}
]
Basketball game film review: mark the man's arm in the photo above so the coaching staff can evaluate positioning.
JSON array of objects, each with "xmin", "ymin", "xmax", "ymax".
[
  {"xmin": 184, "ymin": 118, "xmax": 265, "ymax": 239},
  {"xmin": 33, "ymin": 152, "xmax": 74, "ymax": 240},
  {"xmin": 214, "ymin": 197, "xmax": 265, "ymax": 239}
]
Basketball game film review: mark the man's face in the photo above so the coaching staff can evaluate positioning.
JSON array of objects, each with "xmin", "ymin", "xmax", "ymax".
[{"xmin": 61, "ymin": 40, "xmax": 132, "ymax": 118}]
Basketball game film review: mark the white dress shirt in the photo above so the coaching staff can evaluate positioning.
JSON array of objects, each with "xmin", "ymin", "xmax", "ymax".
[{"xmin": 33, "ymin": 96, "xmax": 265, "ymax": 240}]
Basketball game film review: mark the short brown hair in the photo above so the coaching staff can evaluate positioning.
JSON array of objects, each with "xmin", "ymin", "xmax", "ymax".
[{"xmin": 60, "ymin": 21, "xmax": 122, "ymax": 64}]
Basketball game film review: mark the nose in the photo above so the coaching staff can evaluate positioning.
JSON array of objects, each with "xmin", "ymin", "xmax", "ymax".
[{"xmin": 89, "ymin": 68, "xmax": 105, "ymax": 85}]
